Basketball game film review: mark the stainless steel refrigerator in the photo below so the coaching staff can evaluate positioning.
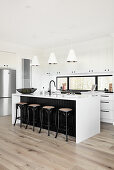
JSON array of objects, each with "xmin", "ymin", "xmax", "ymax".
[{"xmin": 0, "ymin": 69, "xmax": 16, "ymax": 116}]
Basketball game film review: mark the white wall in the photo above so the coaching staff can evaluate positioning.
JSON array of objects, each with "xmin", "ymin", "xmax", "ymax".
[
  {"xmin": 32, "ymin": 36, "xmax": 114, "ymax": 91},
  {"xmin": 0, "ymin": 36, "xmax": 113, "ymax": 92},
  {"xmin": 0, "ymin": 41, "xmax": 41, "ymax": 88}
]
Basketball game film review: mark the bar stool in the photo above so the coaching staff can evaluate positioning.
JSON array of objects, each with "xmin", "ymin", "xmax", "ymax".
[
  {"xmin": 39, "ymin": 106, "xmax": 55, "ymax": 136},
  {"xmin": 26, "ymin": 104, "xmax": 41, "ymax": 131},
  {"xmin": 55, "ymin": 108, "xmax": 72, "ymax": 141},
  {"xmin": 14, "ymin": 102, "xmax": 28, "ymax": 127}
]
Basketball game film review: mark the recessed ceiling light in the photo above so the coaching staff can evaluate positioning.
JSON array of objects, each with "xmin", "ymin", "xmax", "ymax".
[{"xmin": 25, "ymin": 5, "xmax": 31, "ymax": 9}]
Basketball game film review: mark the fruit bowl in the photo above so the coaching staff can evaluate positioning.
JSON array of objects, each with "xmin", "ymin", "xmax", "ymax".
[{"xmin": 16, "ymin": 88, "xmax": 37, "ymax": 94}]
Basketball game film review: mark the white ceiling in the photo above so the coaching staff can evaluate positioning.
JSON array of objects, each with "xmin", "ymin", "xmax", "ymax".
[{"xmin": 0, "ymin": 0, "xmax": 114, "ymax": 48}]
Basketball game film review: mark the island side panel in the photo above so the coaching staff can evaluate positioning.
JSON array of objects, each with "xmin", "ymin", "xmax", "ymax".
[
  {"xmin": 76, "ymin": 96, "xmax": 100, "ymax": 143},
  {"xmin": 12, "ymin": 94, "xmax": 21, "ymax": 124},
  {"xmin": 21, "ymin": 96, "xmax": 76, "ymax": 137}
]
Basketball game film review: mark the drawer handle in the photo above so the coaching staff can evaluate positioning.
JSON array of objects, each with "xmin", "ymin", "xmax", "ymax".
[
  {"xmin": 101, "ymin": 110, "xmax": 109, "ymax": 112},
  {"xmin": 101, "ymin": 102, "xmax": 109, "ymax": 103},
  {"xmin": 101, "ymin": 95, "xmax": 109, "ymax": 97}
]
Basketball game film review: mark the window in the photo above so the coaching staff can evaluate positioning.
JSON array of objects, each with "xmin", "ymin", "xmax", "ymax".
[
  {"xmin": 98, "ymin": 76, "xmax": 113, "ymax": 91},
  {"xmin": 69, "ymin": 76, "xmax": 95, "ymax": 90},
  {"xmin": 56, "ymin": 77, "xmax": 68, "ymax": 90},
  {"xmin": 56, "ymin": 75, "xmax": 113, "ymax": 91}
]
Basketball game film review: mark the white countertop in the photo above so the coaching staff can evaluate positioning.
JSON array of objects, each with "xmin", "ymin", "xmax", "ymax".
[{"xmin": 12, "ymin": 92, "xmax": 99, "ymax": 101}]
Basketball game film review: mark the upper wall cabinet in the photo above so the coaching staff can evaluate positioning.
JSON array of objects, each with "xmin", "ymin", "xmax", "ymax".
[{"xmin": 75, "ymin": 47, "xmax": 113, "ymax": 74}]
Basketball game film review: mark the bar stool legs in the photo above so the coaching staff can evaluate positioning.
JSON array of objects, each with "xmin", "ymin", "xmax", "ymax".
[
  {"xmin": 25, "ymin": 107, "xmax": 29, "ymax": 129},
  {"xmin": 14, "ymin": 104, "xmax": 18, "ymax": 126},
  {"xmin": 66, "ymin": 112, "xmax": 68, "ymax": 142},
  {"xmin": 20, "ymin": 107, "xmax": 22, "ymax": 128},
  {"xmin": 48, "ymin": 110, "xmax": 50, "ymax": 136},
  {"xmin": 14, "ymin": 103, "xmax": 27, "ymax": 128},
  {"xmin": 39, "ymin": 108, "xmax": 43, "ymax": 133},
  {"xmin": 55, "ymin": 108, "xmax": 72, "ymax": 142},
  {"xmin": 39, "ymin": 106, "xmax": 55, "ymax": 136},
  {"xmin": 39, "ymin": 109, "xmax": 52, "ymax": 136},
  {"xmin": 55, "ymin": 110, "xmax": 59, "ymax": 138},
  {"xmin": 26, "ymin": 104, "xmax": 40, "ymax": 132},
  {"xmin": 33, "ymin": 108, "xmax": 35, "ymax": 131}
]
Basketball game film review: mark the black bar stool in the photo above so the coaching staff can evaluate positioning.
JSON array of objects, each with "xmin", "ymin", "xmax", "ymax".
[
  {"xmin": 14, "ymin": 102, "xmax": 28, "ymax": 127},
  {"xmin": 26, "ymin": 104, "xmax": 41, "ymax": 131},
  {"xmin": 55, "ymin": 108, "xmax": 72, "ymax": 142},
  {"xmin": 39, "ymin": 106, "xmax": 55, "ymax": 136}
]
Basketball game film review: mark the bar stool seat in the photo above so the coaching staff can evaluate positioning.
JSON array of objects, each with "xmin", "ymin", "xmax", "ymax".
[
  {"xmin": 43, "ymin": 106, "xmax": 55, "ymax": 110},
  {"xmin": 39, "ymin": 106, "xmax": 55, "ymax": 136},
  {"xmin": 29, "ymin": 104, "xmax": 40, "ymax": 107},
  {"xmin": 26, "ymin": 104, "xmax": 41, "ymax": 131},
  {"xmin": 55, "ymin": 107, "xmax": 72, "ymax": 141},
  {"xmin": 14, "ymin": 102, "xmax": 28, "ymax": 127},
  {"xmin": 59, "ymin": 108, "xmax": 72, "ymax": 112},
  {"xmin": 17, "ymin": 102, "xmax": 27, "ymax": 105}
]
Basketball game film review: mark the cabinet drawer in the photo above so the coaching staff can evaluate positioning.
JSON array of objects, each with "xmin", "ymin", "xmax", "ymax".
[
  {"xmin": 101, "ymin": 95, "xmax": 113, "ymax": 101},
  {"xmin": 100, "ymin": 118, "xmax": 113, "ymax": 124},
  {"xmin": 100, "ymin": 110, "xmax": 113, "ymax": 119},
  {"xmin": 100, "ymin": 101, "xmax": 114, "ymax": 110}
]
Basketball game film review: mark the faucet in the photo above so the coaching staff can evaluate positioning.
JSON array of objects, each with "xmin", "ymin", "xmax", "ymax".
[{"xmin": 48, "ymin": 80, "xmax": 56, "ymax": 95}]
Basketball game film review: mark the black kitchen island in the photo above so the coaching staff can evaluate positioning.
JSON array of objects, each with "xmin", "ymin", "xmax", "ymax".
[
  {"xmin": 21, "ymin": 96, "xmax": 76, "ymax": 137},
  {"xmin": 12, "ymin": 93, "xmax": 100, "ymax": 143}
]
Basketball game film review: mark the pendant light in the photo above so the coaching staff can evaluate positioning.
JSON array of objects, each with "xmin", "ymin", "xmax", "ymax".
[
  {"xmin": 67, "ymin": 49, "xmax": 77, "ymax": 62},
  {"xmin": 32, "ymin": 56, "xmax": 40, "ymax": 66},
  {"xmin": 48, "ymin": 52, "xmax": 58, "ymax": 64}
]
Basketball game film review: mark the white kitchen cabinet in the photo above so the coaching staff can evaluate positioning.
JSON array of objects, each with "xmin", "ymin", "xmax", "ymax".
[
  {"xmin": 101, "ymin": 110, "xmax": 113, "ymax": 120},
  {"xmin": 100, "ymin": 93, "xmax": 114, "ymax": 124}
]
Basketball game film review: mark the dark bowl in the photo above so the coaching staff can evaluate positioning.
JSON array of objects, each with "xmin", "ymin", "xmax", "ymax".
[{"xmin": 16, "ymin": 88, "xmax": 37, "ymax": 94}]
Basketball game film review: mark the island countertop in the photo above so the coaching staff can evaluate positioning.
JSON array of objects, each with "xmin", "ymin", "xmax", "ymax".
[
  {"xmin": 12, "ymin": 92, "xmax": 98, "ymax": 101},
  {"xmin": 12, "ymin": 93, "xmax": 100, "ymax": 143}
]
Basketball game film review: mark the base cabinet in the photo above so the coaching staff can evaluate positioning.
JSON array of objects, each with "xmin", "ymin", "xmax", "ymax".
[{"xmin": 100, "ymin": 94, "xmax": 114, "ymax": 124}]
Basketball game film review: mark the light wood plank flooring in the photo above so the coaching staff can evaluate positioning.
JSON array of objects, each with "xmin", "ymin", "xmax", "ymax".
[{"xmin": 0, "ymin": 116, "xmax": 114, "ymax": 170}]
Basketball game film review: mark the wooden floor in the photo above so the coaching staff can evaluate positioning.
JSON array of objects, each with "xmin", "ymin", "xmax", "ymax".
[{"xmin": 0, "ymin": 116, "xmax": 114, "ymax": 170}]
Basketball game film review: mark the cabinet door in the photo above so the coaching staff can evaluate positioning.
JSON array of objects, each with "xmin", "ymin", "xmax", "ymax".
[
  {"xmin": 0, "ymin": 98, "xmax": 12, "ymax": 116},
  {"xmin": 0, "ymin": 69, "xmax": 16, "ymax": 97}
]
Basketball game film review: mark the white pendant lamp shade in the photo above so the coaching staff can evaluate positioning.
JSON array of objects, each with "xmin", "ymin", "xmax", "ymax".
[
  {"xmin": 48, "ymin": 52, "xmax": 58, "ymax": 64},
  {"xmin": 67, "ymin": 49, "xmax": 77, "ymax": 62},
  {"xmin": 32, "ymin": 56, "xmax": 40, "ymax": 66}
]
